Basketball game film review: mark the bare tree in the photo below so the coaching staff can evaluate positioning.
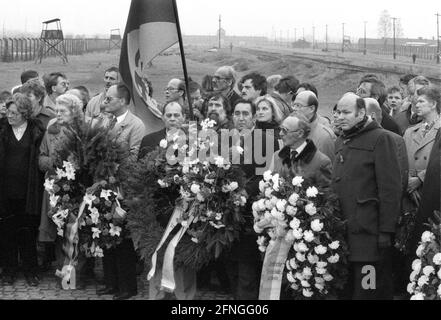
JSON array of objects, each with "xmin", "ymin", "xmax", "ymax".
[
  {"xmin": 395, "ymin": 18, "xmax": 404, "ymax": 38},
  {"xmin": 377, "ymin": 10, "xmax": 392, "ymax": 39}
]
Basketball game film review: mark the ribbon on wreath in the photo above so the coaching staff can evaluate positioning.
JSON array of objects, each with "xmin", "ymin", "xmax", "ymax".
[
  {"xmin": 259, "ymin": 236, "xmax": 293, "ymax": 300},
  {"xmin": 56, "ymin": 200, "xmax": 87, "ymax": 290},
  {"xmin": 147, "ymin": 200, "xmax": 196, "ymax": 293}
]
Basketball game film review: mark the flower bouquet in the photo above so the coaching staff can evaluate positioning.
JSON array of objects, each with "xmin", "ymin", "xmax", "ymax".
[
  {"xmin": 407, "ymin": 211, "xmax": 441, "ymax": 300},
  {"xmin": 44, "ymin": 161, "xmax": 84, "ymax": 237},
  {"xmin": 253, "ymin": 171, "xmax": 348, "ymax": 300},
  {"xmin": 79, "ymin": 180, "xmax": 127, "ymax": 259}
]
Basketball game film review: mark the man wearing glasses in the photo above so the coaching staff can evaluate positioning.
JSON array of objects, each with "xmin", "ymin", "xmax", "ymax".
[
  {"xmin": 269, "ymin": 114, "xmax": 332, "ymax": 187},
  {"xmin": 212, "ymin": 66, "xmax": 241, "ymax": 111},
  {"xmin": 43, "ymin": 72, "xmax": 69, "ymax": 114},
  {"xmin": 164, "ymin": 78, "xmax": 186, "ymax": 108},
  {"xmin": 291, "ymin": 90, "xmax": 336, "ymax": 162}
]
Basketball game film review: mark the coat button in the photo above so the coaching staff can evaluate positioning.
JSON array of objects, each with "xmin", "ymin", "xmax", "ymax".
[
  {"xmin": 424, "ymin": 156, "xmax": 427, "ymax": 160},
  {"xmin": 415, "ymin": 157, "xmax": 418, "ymax": 161}
]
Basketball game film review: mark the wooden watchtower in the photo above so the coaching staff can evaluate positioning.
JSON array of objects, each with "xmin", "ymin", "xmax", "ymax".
[
  {"xmin": 109, "ymin": 29, "xmax": 122, "ymax": 52},
  {"xmin": 36, "ymin": 18, "xmax": 68, "ymax": 64}
]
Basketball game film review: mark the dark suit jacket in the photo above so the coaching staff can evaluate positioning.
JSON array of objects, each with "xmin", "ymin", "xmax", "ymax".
[
  {"xmin": 394, "ymin": 106, "xmax": 421, "ymax": 136},
  {"xmin": 332, "ymin": 120, "xmax": 402, "ymax": 262},
  {"xmin": 270, "ymin": 140, "xmax": 332, "ymax": 188},
  {"xmin": 381, "ymin": 108, "xmax": 401, "ymax": 135},
  {"xmin": 138, "ymin": 129, "xmax": 166, "ymax": 160}
]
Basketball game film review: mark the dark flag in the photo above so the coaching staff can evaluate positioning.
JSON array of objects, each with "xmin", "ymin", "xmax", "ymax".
[{"xmin": 120, "ymin": 0, "xmax": 179, "ymax": 134}]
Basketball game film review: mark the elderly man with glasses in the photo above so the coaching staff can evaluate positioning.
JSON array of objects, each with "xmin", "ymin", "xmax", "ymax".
[
  {"xmin": 164, "ymin": 78, "xmax": 186, "ymax": 108},
  {"xmin": 212, "ymin": 66, "xmax": 241, "ymax": 110},
  {"xmin": 269, "ymin": 114, "xmax": 332, "ymax": 187},
  {"xmin": 291, "ymin": 90, "xmax": 336, "ymax": 162}
]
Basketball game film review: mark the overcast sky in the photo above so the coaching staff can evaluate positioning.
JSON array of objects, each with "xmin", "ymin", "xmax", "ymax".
[{"xmin": 1, "ymin": 0, "xmax": 440, "ymax": 41}]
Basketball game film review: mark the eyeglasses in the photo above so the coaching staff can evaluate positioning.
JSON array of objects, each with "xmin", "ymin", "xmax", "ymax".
[
  {"xmin": 104, "ymin": 96, "xmax": 119, "ymax": 103},
  {"xmin": 6, "ymin": 111, "xmax": 21, "ymax": 118},
  {"xmin": 291, "ymin": 103, "xmax": 310, "ymax": 109},
  {"xmin": 280, "ymin": 127, "xmax": 302, "ymax": 135},
  {"xmin": 213, "ymin": 76, "xmax": 229, "ymax": 81},
  {"xmin": 165, "ymin": 87, "xmax": 181, "ymax": 92}
]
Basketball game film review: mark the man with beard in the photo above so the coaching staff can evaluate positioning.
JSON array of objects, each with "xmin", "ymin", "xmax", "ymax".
[
  {"xmin": 333, "ymin": 93, "xmax": 402, "ymax": 300},
  {"xmin": 206, "ymin": 94, "xmax": 234, "ymax": 131},
  {"xmin": 212, "ymin": 66, "xmax": 241, "ymax": 110},
  {"xmin": 85, "ymin": 67, "xmax": 120, "ymax": 119}
]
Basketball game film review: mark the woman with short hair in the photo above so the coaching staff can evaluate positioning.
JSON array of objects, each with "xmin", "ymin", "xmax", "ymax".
[
  {"xmin": 38, "ymin": 94, "xmax": 85, "ymax": 258},
  {"xmin": 0, "ymin": 93, "xmax": 45, "ymax": 286}
]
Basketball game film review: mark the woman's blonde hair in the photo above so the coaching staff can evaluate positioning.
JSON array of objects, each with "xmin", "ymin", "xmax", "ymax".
[
  {"xmin": 255, "ymin": 95, "xmax": 284, "ymax": 124},
  {"xmin": 56, "ymin": 93, "xmax": 84, "ymax": 122}
]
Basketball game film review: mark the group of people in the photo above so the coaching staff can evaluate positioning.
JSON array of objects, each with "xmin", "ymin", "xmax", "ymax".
[{"xmin": 0, "ymin": 64, "xmax": 439, "ymax": 300}]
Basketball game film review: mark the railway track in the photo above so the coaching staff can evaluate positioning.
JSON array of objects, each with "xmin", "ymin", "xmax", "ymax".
[{"xmin": 241, "ymin": 47, "xmax": 441, "ymax": 85}]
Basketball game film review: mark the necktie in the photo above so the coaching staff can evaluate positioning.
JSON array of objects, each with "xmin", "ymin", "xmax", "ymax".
[{"xmin": 290, "ymin": 150, "xmax": 299, "ymax": 165}]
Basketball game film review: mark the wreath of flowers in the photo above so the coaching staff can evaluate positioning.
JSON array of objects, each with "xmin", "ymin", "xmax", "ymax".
[
  {"xmin": 123, "ymin": 121, "xmax": 248, "ymax": 270},
  {"xmin": 253, "ymin": 170, "xmax": 349, "ymax": 299},
  {"xmin": 44, "ymin": 161, "xmax": 84, "ymax": 236},
  {"xmin": 407, "ymin": 211, "xmax": 441, "ymax": 300},
  {"xmin": 46, "ymin": 119, "xmax": 129, "ymax": 253},
  {"xmin": 79, "ymin": 180, "xmax": 127, "ymax": 258}
]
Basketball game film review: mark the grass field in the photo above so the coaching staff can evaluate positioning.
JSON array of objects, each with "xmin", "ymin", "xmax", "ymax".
[{"xmin": 1, "ymin": 46, "xmax": 438, "ymax": 118}]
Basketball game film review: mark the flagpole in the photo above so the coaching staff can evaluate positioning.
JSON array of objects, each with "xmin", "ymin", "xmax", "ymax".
[{"xmin": 172, "ymin": 0, "xmax": 194, "ymax": 120}]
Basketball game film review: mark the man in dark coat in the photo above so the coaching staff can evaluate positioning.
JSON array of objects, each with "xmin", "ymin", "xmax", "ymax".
[
  {"xmin": 138, "ymin": 101, "xmax": 186, "ymax": 160},
  {"xmin": 332, "ymin": 93, "xmax": 402, "ymax": 300},
  {"xmin": 225, "ymin": 99, "xmax": 279, "ymax": 300}
]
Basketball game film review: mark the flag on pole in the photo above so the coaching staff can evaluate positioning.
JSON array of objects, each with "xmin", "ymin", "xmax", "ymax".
[{"xmin": 119, "ymin": 0, "xmax": 179, "ymax": 134}]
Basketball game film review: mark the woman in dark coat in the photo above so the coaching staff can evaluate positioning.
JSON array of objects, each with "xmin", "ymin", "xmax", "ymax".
[{"xmin": 0, "ymin": 93, "xmax": 45, "ymax": 286}]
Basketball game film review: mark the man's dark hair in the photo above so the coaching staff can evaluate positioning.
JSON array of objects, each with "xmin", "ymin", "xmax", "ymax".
[
  {"xmin": 387, "ymin": 86, "xmax": 403, "ymax": 97},
  {"xmin": 0, "ymin": 90, "xmax": 12, "ymax": 103},
  {"xmin": 360, "ymin": 74, "xmax": 379, "ymax": 82},
  {"xmin": 44, "ymin": 72, "xmax": 67, "ymax": 95},
  {"xmin": 399, "ymin": 74, "xmax": 417, "ymax": 85},
  {"xmin": 188, "ymin": 79, "xmax": 202, "ymax": 95},
  {"xmin": 74, "ymin": 86, "xmax": 91, "ymax": 108},
  {"xmin": 359, "ymin": 77, "xmax": 387, "ymax": 106},
  {"xmin": 306, "ymin": 93, "xmax": 319, "ymax": 113},
  {"xmin": 117, "ymin": 83, "xmax": 131, "ymax": 105},
  {"xmin": 417, "ymin": 85, "xmax": 441, "ymax": 114},
  {"xmin": 201, "ymin": 75, "xmax": 214, "ymax": 94},
  {"xmin": 233, "ymin": 98, "xmax": 256, "ymax": 115},
  {"xmin": 239, "ymin": 72, "xmax": 267, "ymax": 96},
  {"xmin": 275, "ymin": 76, "xmax": 300, "ymax": 94},
  {"xmin": 21, "ymin": 80, "xmax": 46, "ymax": 106},
  {"xmin": 355, "ymin": 97, "xmax": 367, "ymax": 113},
  {"xmin": 208, "ymin": 93, "xmax": 232, "ymax": 115},
  {"xmin": 20, "ymin": 70, "xmax": 39, "ymax": 84},
  {"xmin": 297, "ymin": 82, "xmax": 319, "ymax": 98}
]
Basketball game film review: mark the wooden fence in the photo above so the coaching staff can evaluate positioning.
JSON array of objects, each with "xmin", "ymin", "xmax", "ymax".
[{"xmin": 0, "ymin": 38, "xmax": 114, "ymax": 62}]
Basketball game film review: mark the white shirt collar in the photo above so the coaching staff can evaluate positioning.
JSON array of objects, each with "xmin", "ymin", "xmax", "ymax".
[
  {"xmin": 293, "ymin": 141, "xmax": 308, "ymax": 158},
  {"xmin": 116, "ymin": 110, "xmax": 129, "ymax": 124}
]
